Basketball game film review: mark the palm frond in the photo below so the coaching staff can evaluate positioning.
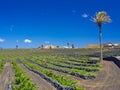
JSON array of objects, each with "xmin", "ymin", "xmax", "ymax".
[{"xmin": 93, "ymin": 11, "xmax": 111, "ymax": 24}]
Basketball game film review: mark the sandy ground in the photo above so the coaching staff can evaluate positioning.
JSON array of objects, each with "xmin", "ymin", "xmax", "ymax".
[
  {"xmin": 116, "ymin": 56, "xmax": 120, "ymax": 60},
  {"xmin": 79, "ymin": 60, "xmax": 120, "ymax": 90},
  {"xmin": 0, "ymin": 61, "xmax": 13, "ymax": 90}
]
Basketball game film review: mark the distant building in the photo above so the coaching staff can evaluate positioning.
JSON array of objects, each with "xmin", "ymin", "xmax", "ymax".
[
  {"xmin": 39, "ymin": 45, "xmax": 58, "ymax": 49},
  {"xmin": 61, "ymin": 46, "xmax": 72, "ymax": 49},
  {"xmin": 104, "ymin": 42, "xmax": 119, "ymax": 49},
  {"xmin": 84, "ymin": 42, "xmax": 120, "ymax": 49}
]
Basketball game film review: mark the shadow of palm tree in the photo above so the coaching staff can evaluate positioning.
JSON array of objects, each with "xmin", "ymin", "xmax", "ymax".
[{"xmin": 103, "ymin": 57, "xmax": 120, "ymax": 68}]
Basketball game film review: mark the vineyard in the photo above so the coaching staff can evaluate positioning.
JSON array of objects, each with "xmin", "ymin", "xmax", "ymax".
[{"xmin": 0, "ymin": 49, "xmax": 120, "ymax": 90}]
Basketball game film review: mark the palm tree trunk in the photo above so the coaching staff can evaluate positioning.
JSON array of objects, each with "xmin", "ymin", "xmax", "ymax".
[{"xmin": 99, "ymin": 26, "xmax": 103, "ymax": 62}]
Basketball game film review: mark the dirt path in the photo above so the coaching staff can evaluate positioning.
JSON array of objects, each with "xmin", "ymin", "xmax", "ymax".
[
  {"xmin": 18, "ymin": 62, "xmax": 56, "ymax": 90},
  {"xmin": 116, "ymin": 56, "xmax": 120, "ymax": 60},
  {"xmin": 0, "ymin": 61, "xmax": 13, "ymax": 90},
  {"xmin": 79, "ymin": 60, "xmax": 120, "ymax": 90}
]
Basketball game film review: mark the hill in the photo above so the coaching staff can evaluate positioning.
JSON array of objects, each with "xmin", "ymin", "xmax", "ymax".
[{"xmin": 84, "ymin": 44, "xmax": 100, "ymax": 49}]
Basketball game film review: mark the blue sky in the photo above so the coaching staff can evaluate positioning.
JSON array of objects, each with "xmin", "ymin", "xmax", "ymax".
[{"xmin": 0, "ymin": 0, "xmax": 119, "ymax": 48}]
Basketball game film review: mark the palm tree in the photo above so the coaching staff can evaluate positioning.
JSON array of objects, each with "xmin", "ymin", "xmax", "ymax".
[
  {"xmin": 16, "ymin": 45, "xmax": 18, "ymax": 49},
  {"xmin": 93, "ymin": 11, "xmax": 111, "ymax": 62},
  {"xmin": 72, "ymin": 44, "xmax": 75, "ymax": 48},
  {"xmin": 67, "ymin": 42, "xmax": 70, "ymax": 48},
  {"xmin": 41, "ymin": 45, "xmax": 44, "ymax": 49}
]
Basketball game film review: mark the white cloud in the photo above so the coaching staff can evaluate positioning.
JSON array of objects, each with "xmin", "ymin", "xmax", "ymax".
[
  {"xmin": 24, "ymin": 39, "xmax": 32, "ymax": 43},
  {"xmin": 0, "ymin": 38, "xmax": 5, "ymax": 42},
  {"xmin": 82, "ymin": 13, "xmax": 88, "ymax": 18},
  {"xmin": 16, "ymin": 40, "xmax": 19, "ymax": 43},
  {"xmin": 44, "ymin": 41, "xmax": 50, "ymax": 44}
]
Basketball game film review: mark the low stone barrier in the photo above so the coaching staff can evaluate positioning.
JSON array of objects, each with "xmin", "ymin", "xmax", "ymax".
[
  {"xmin": 26, "ymin": 59, "xmax": 95, "ymax": 79},
  {"xmin": 50, "ymin": 63, "xmax": 98, "ymax": 72}
]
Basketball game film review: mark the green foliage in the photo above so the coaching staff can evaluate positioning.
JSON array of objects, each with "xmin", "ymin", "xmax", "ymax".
[
  {"xmin": 74, "ymin": 86, "xmax": 84, "ymax": 90},
  {"xmin": 21, "ymin": 58, "xmax": 83, "ymax": 89},
  {"xmin": 12, "ymin": 59, "xmax": 36, "ymax": 90},
  {"xmin": 30, "ymin": 55, "xmax": 98, "ymax": 77},
  {"xmin": 0, "ymin": 58, "xmax": 6, "ymax": 74}
]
